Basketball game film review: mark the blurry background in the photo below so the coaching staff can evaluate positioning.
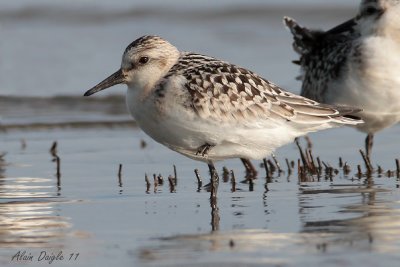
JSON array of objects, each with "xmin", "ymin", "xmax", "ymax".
[{"xmin": 0, "ymin": 0, "xmax": 359, "ymax": 126}]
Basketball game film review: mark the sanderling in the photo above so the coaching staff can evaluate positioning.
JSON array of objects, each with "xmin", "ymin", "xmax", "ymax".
[
  {"xmin": 284, "ymin": 0, "xmax": 400, "ymax": 158},
  {"xmin": 84, "ymin": 35, "xmax": 362, "ymax": 179}
]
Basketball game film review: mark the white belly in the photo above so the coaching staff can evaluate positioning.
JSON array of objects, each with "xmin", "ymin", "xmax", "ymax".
[
  {"xmin": 328, "ymin": 37, "xmax": 400, "ymax": 133},
  {"xmin": 126, "ymin": 88, "xmax": 305, "ymax": 162}
]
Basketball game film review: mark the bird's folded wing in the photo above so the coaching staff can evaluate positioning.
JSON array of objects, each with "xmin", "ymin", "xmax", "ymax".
[{"xmin": 181, "ymin": 59, "xmax": 358, "ymax": 126}]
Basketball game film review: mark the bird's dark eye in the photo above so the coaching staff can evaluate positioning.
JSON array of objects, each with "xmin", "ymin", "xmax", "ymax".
[
  {"xmin": 364, "ymin": 6, "xmax": 378, "ymax": 15},
  {"xmin": 139, "ymin": 56, "xmax": 149, "ymax": 64}
]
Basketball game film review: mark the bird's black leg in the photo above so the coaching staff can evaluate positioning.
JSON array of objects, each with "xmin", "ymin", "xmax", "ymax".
[
  {"xmin": 240, "ymin": 158, "xmax": 258, "ymax": 178},
  {"xmin": 365, "ymin": 133, "xmax": 374, "ymax": 159},
  {"xmin": 196, "ymin": 143, "xmax": 214, "ymax": 157},
  {"xmin": 207, "ymin": 161, "xmax": 219, "ymax": 198},
  {"xmin": 207, "ymin": 161, "xmax": 220, "ymax": 231}
]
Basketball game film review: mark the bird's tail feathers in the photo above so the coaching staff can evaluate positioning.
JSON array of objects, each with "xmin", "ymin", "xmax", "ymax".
[
  {"xmin": 328, "ymin": 104, "xmax": 363, "ymax": 125},
  {"xmin": 283, "ymin": 16, "xmax": 317, "ymax": 55}
]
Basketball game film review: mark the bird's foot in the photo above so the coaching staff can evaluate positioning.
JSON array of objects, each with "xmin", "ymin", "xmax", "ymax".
[{"xmin": 196, "ymin": 143, "xmax": 214, "ymax": 158}]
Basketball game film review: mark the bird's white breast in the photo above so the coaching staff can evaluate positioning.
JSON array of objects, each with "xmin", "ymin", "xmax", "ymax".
[
  {"xmin": 328, "ymin": 36, "xmax": 400, "ymax": 133},
  {"xmin": 125, "ymin": 76, "xmax": 212, "ymax": 156}
]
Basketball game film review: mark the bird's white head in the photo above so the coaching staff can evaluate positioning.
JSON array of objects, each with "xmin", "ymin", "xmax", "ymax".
[
  {"xmin": 357, "ymin": 0, "xmax": 400, "ymax": 38},
  {"xmin": 84, "ymin": 35, "xmax": 180, "ymax": 96}
]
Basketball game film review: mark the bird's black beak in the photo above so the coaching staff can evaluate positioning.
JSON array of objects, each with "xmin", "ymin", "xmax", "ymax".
[{"xmin": 84, "ymin": 69, "xmax": 125, "ymax": 96}]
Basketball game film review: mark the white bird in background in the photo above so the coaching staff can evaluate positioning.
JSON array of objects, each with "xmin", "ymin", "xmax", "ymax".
[
  {"xmin": 284, "ymin": 0, "xmax": 400, "ymax": 158},
  {"xmin": 84, "ymin": 35, "xmax": 362, "ymax": 179}
]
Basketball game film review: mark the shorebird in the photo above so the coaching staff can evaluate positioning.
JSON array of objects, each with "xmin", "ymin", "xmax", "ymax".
[
  {"xmin": 284, "ymin": 0, "xmax": 400, "ymax": 158},
  {"xmin": 84, "ymin": 35, "xmax": 362, "ymax": 180}
]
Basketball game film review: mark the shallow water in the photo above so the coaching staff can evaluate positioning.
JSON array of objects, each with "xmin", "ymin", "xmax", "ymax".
[
  {"xmin": 0, "ymin": 125, "xmax": 399, "ymax": 267},
  {"xmin": 1, "ymin": 0, "xmax": 399, "ymax": 266}
]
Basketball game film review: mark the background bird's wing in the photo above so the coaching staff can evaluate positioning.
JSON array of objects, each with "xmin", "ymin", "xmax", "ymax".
[
  {"xmin": 283, "ymin": 16, "xmax": 358, "ymax": 102},
  {"xmin": 283, "ymin": 16, "xmax": 356, "ymax": 56}
]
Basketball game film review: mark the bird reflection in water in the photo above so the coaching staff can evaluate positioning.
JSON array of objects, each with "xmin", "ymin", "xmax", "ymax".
[{"xmin": 297, "ymin": 174, "xmax": 400, "ymax": 253}]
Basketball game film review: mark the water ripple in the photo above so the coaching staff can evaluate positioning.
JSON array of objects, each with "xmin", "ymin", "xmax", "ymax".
[{"xmin": 0, "ymin": 176, "xmax": 71, "ymax": 248}]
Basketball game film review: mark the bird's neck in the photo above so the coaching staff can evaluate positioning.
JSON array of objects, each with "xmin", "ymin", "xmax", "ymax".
[
  {"xmin": 361, "ymin": 13, "xmax": 400, "ymax": 43},
  {"xmin": 379, "ymin": 19, "xmax": 400, "ymax": 43}
]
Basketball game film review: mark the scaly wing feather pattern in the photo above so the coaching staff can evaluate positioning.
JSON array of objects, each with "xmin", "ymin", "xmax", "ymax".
[{"xmin": 170, "ymin": 53, "xmax": 361, "ymax": 127}]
